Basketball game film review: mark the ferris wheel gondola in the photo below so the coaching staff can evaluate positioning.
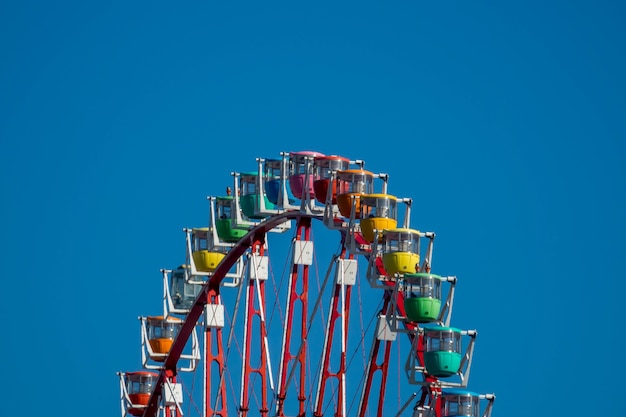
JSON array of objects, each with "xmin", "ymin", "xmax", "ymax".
[{"xmin": 117, "ymin": 371, "xmax": 159, "ymax": 417}]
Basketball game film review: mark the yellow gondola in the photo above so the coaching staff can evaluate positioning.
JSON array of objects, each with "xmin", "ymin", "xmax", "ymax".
[
  {"xmin": 382, "ymin": 228, "xmax": 421, "ymax": 276},
  {"xmin": 191, "ymin": 227, "xmax": 226, "ymax": 272}
]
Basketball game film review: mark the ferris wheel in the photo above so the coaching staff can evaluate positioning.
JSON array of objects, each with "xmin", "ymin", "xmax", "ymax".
[{"xmin": 117, "ymin": 151, "xmax": 496, "ymax": 417}]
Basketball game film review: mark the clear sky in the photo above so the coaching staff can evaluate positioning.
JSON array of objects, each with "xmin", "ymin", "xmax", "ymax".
[{"xmin": 1, "ymin": 1, "xmax": 625, "ymax": 416}]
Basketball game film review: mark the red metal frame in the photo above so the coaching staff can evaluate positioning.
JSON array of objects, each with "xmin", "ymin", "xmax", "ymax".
[
  {"xmin": 357, "ymin": 293, "xmax": 393, "ymax": 417},
  {"xmin": 275, "ymin": 217, "xmax": 312, "ymax": 417},
  {"xmin": 163, "ymin": 371, "xmax": 182, "ymax": 417},
  {"xmin": 240, "ymin": 240, "xmax": 270, "ymax": 416},
  {"xmin": 205, "ymin": 288, "xmax": 227, "ymax": 417},
  {"xmin": 313, "ymin": 245, "xmax": 352, "ymax": 417}
]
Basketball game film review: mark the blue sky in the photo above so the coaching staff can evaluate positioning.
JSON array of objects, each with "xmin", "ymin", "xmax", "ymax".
[{"xmin": 1, "ymin": 1, "xmax": 625, "ymax": 416}]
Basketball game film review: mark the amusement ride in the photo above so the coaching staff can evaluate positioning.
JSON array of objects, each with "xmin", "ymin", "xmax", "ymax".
[{"xmin": 117, "ymin": 151, "xmax": 496, "ymax": 417}]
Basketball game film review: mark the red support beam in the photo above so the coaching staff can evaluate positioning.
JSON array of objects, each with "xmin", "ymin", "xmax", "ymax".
[
  {"xmin": 205, "ymin": 289, "xmax": 228, "ymax": 417},
  {"xmin": 313, "ymin": 248, "xmax": 352, "ymax": 417},
  {"xmin": 276, "ymin": 217, "xmax": 312, "ymax": 417},
  {"xmin": 240, "ymin": 241, "xmax": 270, "ymax": 417},
  {"xmin": 358, "ymin": 294, "xmax": 392, "ymax": 417}
]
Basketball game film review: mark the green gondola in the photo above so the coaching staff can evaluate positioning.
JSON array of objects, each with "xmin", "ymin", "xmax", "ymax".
[
  {"xmin": 215, "ymin": 196, "xmax": 248, "ymax": 243},
  {"xmin": 239, "ymin": 172, "xmax": 277, "ymax": 219},
  {"xmin": 423, "ymin": 325, "xmax": 463, "ymax": 377},
  {"xmin": 403, "ymin": 273, "xmax": 442, "ymax": 323}
]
